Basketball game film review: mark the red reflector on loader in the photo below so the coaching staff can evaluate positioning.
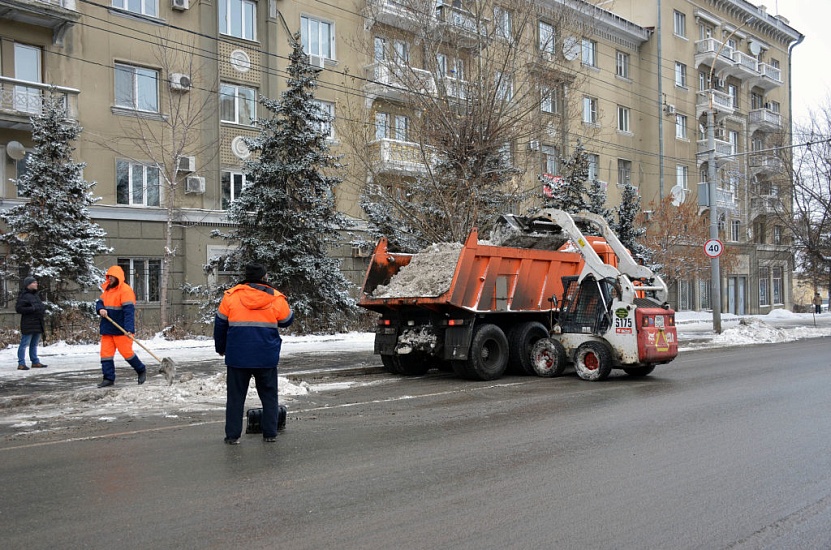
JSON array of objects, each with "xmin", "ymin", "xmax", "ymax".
[
  {"xmin": 447, "ymin": 319, "xmax": 465, "ymax": 326},
  {"xmin": 379, "ymin": 319, "xmax": 391, "ymax": 326}
]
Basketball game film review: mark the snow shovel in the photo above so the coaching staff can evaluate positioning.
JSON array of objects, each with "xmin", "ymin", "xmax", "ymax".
[{"xmin": 103, "ymin": 315, "xmax": 176, "ymax": 385}]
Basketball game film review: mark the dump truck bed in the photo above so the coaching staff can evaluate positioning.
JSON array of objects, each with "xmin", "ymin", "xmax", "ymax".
[{"xmin": 359, "ymin": 229, "xmax": 614, "ymax": 315}]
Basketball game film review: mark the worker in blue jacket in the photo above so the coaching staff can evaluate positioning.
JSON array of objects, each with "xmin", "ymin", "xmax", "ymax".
[{"xmin": 214, "ymin": 263, "xmax": 293, "ymax": 444}]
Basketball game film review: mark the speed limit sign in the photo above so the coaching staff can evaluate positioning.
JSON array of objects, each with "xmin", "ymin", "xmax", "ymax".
[{"xmin": 704, "ymin": 239, "xmax": 724, "ymax": 258}]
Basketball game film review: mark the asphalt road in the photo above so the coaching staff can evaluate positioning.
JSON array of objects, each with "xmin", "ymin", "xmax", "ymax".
[{"xmin": 2, "ymin": 338, "xmax": 831, "ymax": 549}]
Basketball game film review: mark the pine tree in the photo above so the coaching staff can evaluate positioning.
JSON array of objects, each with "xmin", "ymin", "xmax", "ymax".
[
  {"xmin": 541, "ymin": 141, "xmax": 591, "ymax": 214},
  {"xmin": 214, "ymin": 37, "xmax": 355, "ymax": 333},
  {"xmin": 0, "ymin": 95, "xmax": 111, "ymax": 307},
  {"xmin": 614, "ymin": 181, "xmax": 650, "ymax": 263}
]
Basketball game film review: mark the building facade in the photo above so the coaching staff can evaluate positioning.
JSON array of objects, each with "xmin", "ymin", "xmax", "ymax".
[{"xmin": 0, "ymin": 0, "xmax": 803, "ymax": 331}]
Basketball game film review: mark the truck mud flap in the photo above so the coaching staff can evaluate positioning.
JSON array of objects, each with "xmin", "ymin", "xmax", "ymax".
[
  {"xmin": 374, "ymin": 332, "xmax": 398, "ymax": 355},
  {"xmin": 444, "ymin": 325, "xmax": 473, "ymax": 360}
]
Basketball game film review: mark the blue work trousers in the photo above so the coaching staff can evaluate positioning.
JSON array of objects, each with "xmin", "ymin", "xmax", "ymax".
[{"xmin": 225, "ymin": 366, "xmax": 279, "ymax": 439}]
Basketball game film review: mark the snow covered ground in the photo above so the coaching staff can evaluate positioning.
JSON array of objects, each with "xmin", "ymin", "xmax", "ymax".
[{"xmin": 1, "ymin": 310, "xmax": 830, "ymax": 427}]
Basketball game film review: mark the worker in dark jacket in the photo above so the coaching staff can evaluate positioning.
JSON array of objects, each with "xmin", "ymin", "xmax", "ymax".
[
  {"xmin": 214, "ymin": 263, "xmax": 293, "ymax": 444},
  {"xmin": 16, "ymin": 276, "xmax": 47, "ymax": 370},
  {"xmin": 95, "ymin": 265, "xmax": 147, "ymax": 387}
]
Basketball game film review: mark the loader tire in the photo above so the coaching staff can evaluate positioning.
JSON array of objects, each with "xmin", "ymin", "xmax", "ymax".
[
  {"xmin": 455, "ymin": 323, "xmax": 509, "ymax": 381},
  {"xmin": 396, "ymin": 353, "xmax": 431, "ymax": 376},
  {"xmin": 623, "ymin": 365, "xmax": 655, "ymax": 377},
  {"xmin": 574, "ymin": 341, "xmax": 613, "ymax": 381},
  {"xmin": 530, "ymin": 338, "xmax": 567, "ymax": 377},
  {"xmin": 508, "ymin": 322, "xmax": 549, "ymax": 375},
  {"xmin": 381, "ymin": 354, "xmax": 402, "ymax": 375}
]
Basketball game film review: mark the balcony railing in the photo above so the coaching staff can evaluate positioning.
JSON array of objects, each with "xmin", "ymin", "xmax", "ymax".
[
  {"xmin": 749, "ymin": 154, "xmax": 784, "ymax": 173},
  {"xmin": 750, "ymin": 195, "xmax": 782, "ymax": 217},
  {"xmin": 755, "ymin": 63, "xmax": 783, "ymax": 90},
  {"xmin": 0, "ymin": 77, "xmax": 79, "ymax": 128},
  {"xmin": 694, "ymin": 38, "xmax": 735, "ymax": 74},
  {"xmin": 748, "ymin": 108, "xmax": 782, "ymax": 132},
  {"xmin": 696, "ymin": 89, "xmax": 735, "ymax": 117},
  {"xmin": 369, "ymin": 138, "xmax": 434, "ymax": 176},
  {"xmin": 697, "ymin": 182, "xmax": 737, "ymax": 212},
  {"xmin": 729, "ymin": 50, "xmax": 759, "ymax": 78}
]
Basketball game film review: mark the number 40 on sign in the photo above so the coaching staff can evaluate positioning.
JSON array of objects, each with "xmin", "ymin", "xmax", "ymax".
[{"xmin": 704, "ymin": 239, "xmax": 724, "ymax": 258}]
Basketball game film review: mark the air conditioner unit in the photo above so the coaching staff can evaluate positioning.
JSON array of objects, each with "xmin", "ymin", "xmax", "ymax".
[
  {"xmin": 177, "ymin": 155, "xmax": 196, "ymax": 173},
  {"xmin": 528, "ymin": 140, "xmax": 540, "ymax": 151},
  {"xmin": 171, "ymin": 0, "xmax": 189, "ymax": 11},
  {"xmin": 185, "ymin": 175, "xmax": 205, "ymax": 194},
  {"xmin": 308, "ymin": 55, "xmax": 325, "ymax": 69},
  {"xmin": 169, "ymin": 73, "xmax": 192, "ymax": 91},
  {"xmin": 664, "ymin": 103, "xmax": 676, "ymax": 115}
]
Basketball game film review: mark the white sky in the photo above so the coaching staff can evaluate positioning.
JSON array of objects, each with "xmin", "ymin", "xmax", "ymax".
[{"xmin": 771, "ymin": 0, "xmax": 831, "ymax": 124}]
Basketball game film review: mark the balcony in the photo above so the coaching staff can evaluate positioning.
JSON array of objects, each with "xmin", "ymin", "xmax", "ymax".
[
  {"xmin": 364, "ymin": 62, "xmax": 434, "ymax": 103},
  {"xmin": 748, "ymin": 108, "xmax": 782, "ymax": 133},
  {"xmin": 696, "ymin": 89, "xmax": 735, "ymax": 119},
  {"xmin": 433, "ymin": 2, "xmax": 487, "ymax": 47},
  {"xmin": 366, "ymin": 0, "xmax": 426, "ymax": 32},
  {"xmin": 696, "ymin": 137, "xmax": 735, "ymax": 167},
  {"xmin": 369, "ymin": 138, "xmax": 434, "ymax": 176},
  {"xmin": 0, "ymin": 77, "xmax": 79, "ymax": 130},
  {"xmin": 750, "ymin": 195, "xmax": 783, "ymax": 218},
  {"xmin": 748, "ymin": 154, "xmax": 784, "ymax": 175},
  {"xmin": 0, "ymin": 0, "xmax": 79, "ymax": 45},
  {"xmin": 753, "ymin": 63, "xmax": 783, "ymax": 90},
  {"xmin": 697, "ymin": 182, "xmax": 738, "ymax": 213},
  {"xmin": 724, "ymin": 50, "xmax": 759, "ymax": 79},
  {"xmin": 694, "ymin": 38, "xmax": 735, "ymax": 74}
]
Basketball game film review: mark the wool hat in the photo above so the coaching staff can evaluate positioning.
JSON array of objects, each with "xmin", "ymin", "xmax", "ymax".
[
  {"xmin": 23, "ymin": 276, "xmax": 36, "ymax": 287},
  {"xmin": 244, "ymin": 263, "xmax": 267, "ymax": 282}
]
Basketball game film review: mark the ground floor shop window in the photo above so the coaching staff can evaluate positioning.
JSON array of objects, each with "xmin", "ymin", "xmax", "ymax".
[
  {"xmin": 759, "ymin": 266, "xmax": 770, "ymax": 307},
  {"xmin": 772, "ymin": 266, "xmax": 783, "ymax": 305}
]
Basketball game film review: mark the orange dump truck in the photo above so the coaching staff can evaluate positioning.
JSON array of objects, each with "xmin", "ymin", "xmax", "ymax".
[{"xmin": 358, "ymin": 209, "xmax": 678, "ymax": 381}]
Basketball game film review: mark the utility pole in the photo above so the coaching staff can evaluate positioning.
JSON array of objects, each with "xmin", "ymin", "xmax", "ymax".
[{"xmin": 705, "ymin": 18, "xmax": 752, "ymax": 334}]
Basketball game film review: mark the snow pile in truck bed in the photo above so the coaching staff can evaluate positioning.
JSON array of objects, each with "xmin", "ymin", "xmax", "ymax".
[{"xmin": 372, "ymin": 242, "xmax": 463, "ymax": 298}]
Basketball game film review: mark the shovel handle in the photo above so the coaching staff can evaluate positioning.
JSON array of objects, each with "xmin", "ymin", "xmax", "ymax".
[{"xmin": 103, "ymin": 315, "xmax": 164, "ymax": 364}]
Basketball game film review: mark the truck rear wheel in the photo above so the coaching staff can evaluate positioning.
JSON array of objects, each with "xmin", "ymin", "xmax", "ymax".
[
  {"xmin": 454, "ymin": 323, "xmax": 509, "ymax": 381},
  {"xmin": 574, "ymin": 341, "xmax": 613, "ymax": 381},
  {"xmin": 530, "ymin": 338, "xmax": 567, "ymax": 377},
  {"xmin": 623, "ymin": 365, "xmax": 655, "ymax": 377},
  {"xmin": 508, "ymin": 322, "xmax": 549, "ymax": 375}
]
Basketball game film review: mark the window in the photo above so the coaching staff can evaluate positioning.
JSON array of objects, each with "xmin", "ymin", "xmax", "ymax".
[
  {"xmin": 541, "ymin": 87, "xmax": 558, "ymax": 114},
  {"xmin": 759, "ymin": 267, "xmax": 770, "ymax": 306},
  {"xmin": 675, "ymin": 114, "xmax": 688, "ymax": 139},
  {"xmin": 219, "ymin": 0, "xmax": 256, "ymax": 41},
  {"xmin": 581, "ymin": 38, "xmax": 597, "ymax": 67},
  {"xmin": 769, "ymin": 101, "xmax": 781, "ymax": 114},
  {"xmin": 542, "ymin": 145, "xmax": 558, "ymax": 175},
  {"xmin": 678, "ymin": 280, "xmax": 690, "ymax": 310},
  {"xmin": 699, "ymin": 23, "xmax": 713, "ymax": 40},
  {"xmin": 14, "ymin": 151, "xmax": 32, "ymax": 197},
  {"xmin": 301, "ymin": 16, "xmax": 334, "ymax": 60},
  {"xmin": 676, "ymin": 165, "xmax": 688, "ymax": 189},
  {"xmin": 539, "ymin": 21, "xmax": 555, "ymax": 53},
  {"xmin": 494, "ymin": 6, "xmax": 512, "ymax": 40},
  {"xmin": 112, "ymin": 0, "xmax": 156, "ymax": 17},
  {"xmin": 117, "ymin": 258, "xmax": 161, "ymax": 302},
  {"xmin": 496, "ymin": 71, "xmax": 513, "ymax": 100},
  {"xmin": 673, "ymin": 10, "xmax": 687, "ymax": 37},
  {"xmin": 375, "ymin": 112, "xmax": 389, "ymax": 140},
  {"xmin": 617, "ymin": 106, "xmax": 630, "ymax": 133},
  {"xmin": 375, "ymin": 112, "xmax": 409, "ymax": 141},
  {"xmin": 675, "ymin": 62, "xmax": 687, "ymax": 87},
  {"xmin": 728, "ymin": 84, "xmax": 739, "ymax": 108},
  {"xmin": 751, "ymin": 92, "xmax": 764, "ymax": 110},
  {"xmin": 616, "ymin": 51, "xmax": 629, "ymax": 79},
  {"xmin": 116, "ymin": 160, "xmax": 160, "ymax": 206},
  {"xmin": 731, "ymin": 219, "xmax": 741, "ymax": 242},
  {"xmin": 114, "ymin": 63, "xmax": 158, "ymax": 112},
  {"xmin": 314, "ymin": 100, "xmax": 335, "ymax": 139},
  {"xmin": 754, "ymin": 221, "xmax": 767, "ymax": 244},
  {"xmin": 772, "ymin": 267, "xmax": 783, "ymax": 305},
  {"xmin": 698, "ymin": 279, "xmax": 711, "ymax": 310},
  {"xmin": 583, "ymin": 96, "xmax": 598, "ymax": 124},
  {"xmin": 587, "ymin": 153, "xmax": 599, "ymax": 181},
  {"xmin": 220, "ymin": 83, "xmax": 256, "ymax": 126},
  {"xmin": 617, "ymin": 159, "xmax": 632, "ymax": 185},
  {"xmin": 773, "ymin": 225, "xmax": 783, "ymax": 246},
  {"xmin": 393, "ymin": 40, "xmax": 409, "ymax": 63},
  {"xmin": 221, "ymin": 170, "xmax": 248, "ymax": 210},
  {"xmin": 729, "ymin": 130, "xmax": 739, "ymax": 155}
]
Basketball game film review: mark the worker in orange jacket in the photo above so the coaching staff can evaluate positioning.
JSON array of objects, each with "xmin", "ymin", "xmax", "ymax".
[
  {"xmin": 95, "ymin": 265, "xmax": 147, "ymax": 388},
  {"xmin": 214, "ymin": 263, "xmax": 293, "ymax": 444}
]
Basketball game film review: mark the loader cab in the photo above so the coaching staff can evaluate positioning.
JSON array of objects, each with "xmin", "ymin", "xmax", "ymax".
[{"xmin": 558, "ymin": 275, "xmax": 614, "ymax": 335}]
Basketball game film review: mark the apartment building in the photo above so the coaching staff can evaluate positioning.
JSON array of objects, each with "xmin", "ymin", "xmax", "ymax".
[{"xmin": 0, "ymin": 0, "xmax": 802, "ymax": 330}]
